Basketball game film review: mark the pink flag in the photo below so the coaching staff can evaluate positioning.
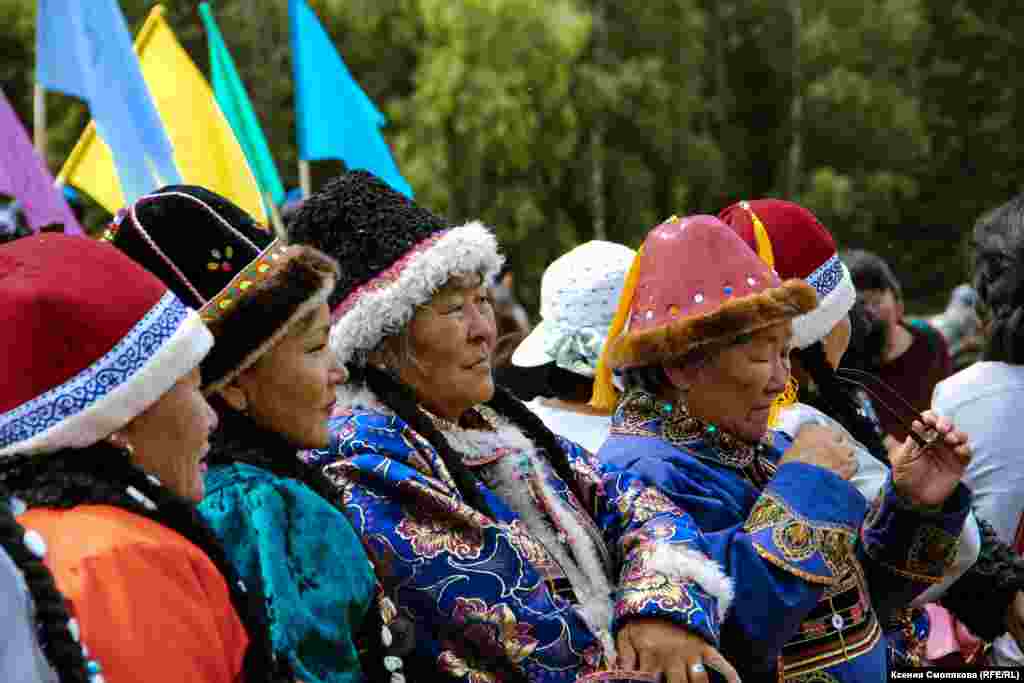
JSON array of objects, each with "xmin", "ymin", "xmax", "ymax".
[{"xmin": 0, "ymin": 88, "xmax": 83, "ymax": 235}]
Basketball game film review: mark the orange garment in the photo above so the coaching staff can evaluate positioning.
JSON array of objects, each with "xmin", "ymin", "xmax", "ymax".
[{"xmin": 19, "ymin": 505, "xmax": 249, "ymax": 683}]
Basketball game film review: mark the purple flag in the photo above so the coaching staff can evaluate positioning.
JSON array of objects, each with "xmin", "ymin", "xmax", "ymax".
[{"xmin": 0, "ymin": 88, "xmax": 83, "ymax": 235}]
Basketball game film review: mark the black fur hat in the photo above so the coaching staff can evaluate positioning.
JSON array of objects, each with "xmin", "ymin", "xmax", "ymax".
[{"xmin": 287, "ymin": 171, "xmax": 503, "ymax": 365}]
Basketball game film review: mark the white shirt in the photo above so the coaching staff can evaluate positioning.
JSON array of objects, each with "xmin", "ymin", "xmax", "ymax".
[
  {"xmin": 525, "ymin": 398, "xmax": 610, "ymax": 454},
  {"xmin": 933, "ymin": 361, "xmax": 1024, "ymax": 548}
]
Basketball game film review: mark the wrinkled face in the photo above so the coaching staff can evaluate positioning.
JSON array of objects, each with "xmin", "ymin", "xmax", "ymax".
[
  {"xmin": 673, "ymin": 322, "xmax": 794, "ymax": 442},
  {"xmin": 387, "ymin": 274, "xmax": 498, "ymax": 421},
  {"xmin": 821, "ymin": 313, "xmax": 853, "ymax": 370},
  {"xmin": 227, "ymin": 304, "xmax": 345, "ymax": 449},
  {"xmin": 859, "ymin": 288, "xmax": 902, "ymax": 332},
  {"xmin": 120, "ymin": 367, "xmax": 217, "ymax": 502}
]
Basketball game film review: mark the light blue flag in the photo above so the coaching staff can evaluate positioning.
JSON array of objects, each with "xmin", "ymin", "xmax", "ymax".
[
  {"xmin": 36, "ymin": 0, "xmax": 181, "ymax": 204},
  {"xmin": 289, "ymin": 0, "xmax": 413, "ymax": 197}
]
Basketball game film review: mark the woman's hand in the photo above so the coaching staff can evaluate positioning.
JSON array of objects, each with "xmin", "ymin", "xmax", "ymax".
[
  {"xmin": 779, "ymin": 424, "xmax": 858, "ymax": 480},
  {"xmin": 889, "ymin": 411, "xmax": 971, "ymax": 507},
  {"xmin": 616, "ymin": 618, "xmax": 741, "ymax": 683}
]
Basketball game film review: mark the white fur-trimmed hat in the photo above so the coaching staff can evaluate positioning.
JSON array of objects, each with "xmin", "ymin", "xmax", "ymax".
[
  {"xmin": 720, "ymin": 199, "xmax": 856, "ymax": 348},
  {"xmin": 0, "ymin": 234, "xmax": 212, "ymax": 457},
  {"xmin": 288, "ymin": 171, "xmax": 503, "ymax": 366},
  {"xmin": 512, "ymin": 240, "xmax": 636, "ymax": 376}
]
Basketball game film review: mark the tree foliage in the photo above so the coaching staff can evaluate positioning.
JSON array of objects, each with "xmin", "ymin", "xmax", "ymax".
[{"xmin": 3, "ymin": 0, "xmax": 1022, "ymax": 312}]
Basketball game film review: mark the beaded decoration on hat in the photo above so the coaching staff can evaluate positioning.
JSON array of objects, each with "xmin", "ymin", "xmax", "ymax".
[
  {"xmin": 590, "ymin": 215, "xmax": 816, "ymax": 411},
  {"xmin": 108, "ymin": 186, "xmax": 338, "ymax": 394}
]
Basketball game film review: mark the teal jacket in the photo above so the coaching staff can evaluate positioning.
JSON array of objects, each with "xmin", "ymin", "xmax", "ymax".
[{"xmin": 201, "ymin": 461, "xmax": 375, "ymax": 683}]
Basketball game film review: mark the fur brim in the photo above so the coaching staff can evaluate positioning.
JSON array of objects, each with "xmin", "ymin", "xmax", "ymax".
[
  {"xmin": 793, "ymin": 263, "xmax": 856, "ymax": 349},
  {"xmin": 329, "ymin": 221, "xmax": 504, "ymax": 366},
  {"xmin": 606, "ymin": 279, "xmax": 817, "ymax": 369},
  {"xmin": 202, "ymin": 246, "xmax": 339, "ymax": 395},
  {"xmin": 644, "ymin": 544, "xmax": 735, "ymax": 621}
]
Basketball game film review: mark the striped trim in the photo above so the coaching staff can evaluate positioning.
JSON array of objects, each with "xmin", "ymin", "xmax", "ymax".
[{"xmin": 201, "ymin": 240, "xmax": 289, "ymax": 324}]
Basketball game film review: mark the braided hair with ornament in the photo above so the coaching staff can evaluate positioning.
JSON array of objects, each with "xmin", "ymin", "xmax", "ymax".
[{"xmin": 0, "ymin": 486, "xmax": 92, "ymax": 682}]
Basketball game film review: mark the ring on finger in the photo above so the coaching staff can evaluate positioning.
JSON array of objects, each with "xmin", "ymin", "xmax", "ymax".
[{"xmin": 691, "ymin": 662, "xmax": 706, "ymax": 674}]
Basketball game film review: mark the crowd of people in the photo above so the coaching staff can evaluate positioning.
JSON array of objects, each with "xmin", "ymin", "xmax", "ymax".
[{"xmin": 1, "ymin": 170, "xmax": 1022, "ymax": 683}]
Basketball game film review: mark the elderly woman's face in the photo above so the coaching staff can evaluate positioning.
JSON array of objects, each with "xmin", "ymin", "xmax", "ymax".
[
  {"xmin": 678, "ymin": 322, "xmax": 793, "ymax": 442},
  {"xmin": 390, "ymin": 274, "xmax": 498, "ymax": 420}
]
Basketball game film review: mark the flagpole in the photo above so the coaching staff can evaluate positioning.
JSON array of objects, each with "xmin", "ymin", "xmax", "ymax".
[
  {"xmin": 33, "ymin": 84, "xmax": 47, "ymax": 161},
  {"xmin": 299, "ymin": 160, "xmax": 312, "ymax": 198},
  {"xmin": 265, "ymin": 191, "xmax": 287, "ymax": 240}
]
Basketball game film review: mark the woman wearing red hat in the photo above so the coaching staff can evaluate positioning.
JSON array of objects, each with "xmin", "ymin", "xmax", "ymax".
[
  {"xmin": 594, "ymin": 215, "xmax": 973, "ymax": 681},
  {"xmin": 720, "ymin": 199, "xmax": 1024, "ymax": 668},
  {"xmin": 0, "ymin": 234, "xmax": 286, "ymax": 683}
]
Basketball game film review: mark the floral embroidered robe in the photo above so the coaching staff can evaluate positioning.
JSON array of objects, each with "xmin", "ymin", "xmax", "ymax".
[
  {"xmin": 597, "ymin": 390, "xmax": 971, "ymax": 683},
  {"xmin": 304, "ymin": 389, "xmax": 734, "ymax": 683}
]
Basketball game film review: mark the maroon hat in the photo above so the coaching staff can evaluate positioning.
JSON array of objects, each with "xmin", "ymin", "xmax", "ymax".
[
  {"xmin": 0, "ymin": 234, "xmax": 212, "ymax": 457},
  {"xmin": 719, "ymin": 199, "xmax": 856, "ymax": 348}
]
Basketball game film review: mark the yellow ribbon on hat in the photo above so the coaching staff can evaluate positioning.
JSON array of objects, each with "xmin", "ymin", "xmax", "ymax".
[
  {"xmin": 740, "ymin": 201, "xmax": 775, "ymax": 269},
  {"xmin": 738, "ymin": 201, "xmax": 797, "ymax": 426},
  {"xmin": 589, "ymin": 244, "xmax": 646, "ymax": 413}
]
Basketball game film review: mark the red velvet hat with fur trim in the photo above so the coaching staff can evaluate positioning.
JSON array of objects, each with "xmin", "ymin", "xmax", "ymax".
[
  {"xmin": 594, "ymin": 216, "xmax": 816, "ymax": 394},
  {"xmin": 0, "ymin": 234, "xmax": 212, "ymax": 456},
  {"xmin": 719, "ymin": 199, "xmax": 856, "ymax": 349}
]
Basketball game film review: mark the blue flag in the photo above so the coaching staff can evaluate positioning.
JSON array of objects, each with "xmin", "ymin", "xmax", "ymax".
[
  {"xmin": 36, "ymin": 0, "xmax": 181, "ymax": 204},
  {"xmin": 289, "ymin": 0, "xmax": 413, "ymax": 197}
]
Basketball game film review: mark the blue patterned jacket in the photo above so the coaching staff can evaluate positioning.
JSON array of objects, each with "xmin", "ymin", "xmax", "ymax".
[
  {"xmin": 305, "ymin": 388, "xmax": 734, "ymax": 683},
  {"xmin": 598, "ymin": 390, "xmax": 971, "ymax": 682}
]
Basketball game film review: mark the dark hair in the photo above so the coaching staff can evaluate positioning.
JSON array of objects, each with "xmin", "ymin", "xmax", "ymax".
[
  {"xmin": 793, "ymin": 342, "xmax": 889, "ymax": 463},
  {"xmin": 497, "ymin": 361, "xmax": 596, "ymax": 403},
  {"xmin": 0, "ymin": 445, "xmax": 287, "ymax": 683},
  {"xmin": 358, "ymin": 365, "xmax": 581, "ymax": 519},
  {"xmin": 843, "ymin": 248, "xmax": 903, "ymax": 300},
  {"xmin": 0, "ymin": 487, "xmax": 90, "ymax": 682},
  {"xmin": 972, "ymin": 194, "xmax": 1024, "ymax": 364},
  {"xmin": 842, "ymin": 299, "xmax": 887, "ymax": 373}
]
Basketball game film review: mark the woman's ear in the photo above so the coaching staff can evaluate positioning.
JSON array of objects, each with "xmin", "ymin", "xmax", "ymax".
[
  {"xmin": 664, "ymin": 363, "xmax": 699, "ymax": 392},
  {"xmin": 217, "ymin": 380, "xmax": 248, "ymax": 413}
]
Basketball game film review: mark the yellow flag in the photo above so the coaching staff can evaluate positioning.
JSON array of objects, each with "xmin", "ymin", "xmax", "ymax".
[{"xmin": 58, "ymin": 5, "xmax": 267, "ymax": 224}]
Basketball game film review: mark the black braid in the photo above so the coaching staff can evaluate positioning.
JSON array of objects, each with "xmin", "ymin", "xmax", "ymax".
[
  {"xmin": 363, "ymin": 364, "xmax": 496, "ymax": 517},
  {"xmin": 794, "ymin": 343, "xmax": 890, "ymax": 463},
  {"xmin": 0, "ymin": 445, "xmax": 288, "ymax": 683},
  {"xmin": 204, "ymin": 399, "xmax": 394, "ymax": 683},
  {"xmin": 0, "ymin": 487, "xmax": 90, "ymax": 682}
]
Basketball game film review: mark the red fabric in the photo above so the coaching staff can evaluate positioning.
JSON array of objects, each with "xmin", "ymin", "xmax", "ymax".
[
  {"xmin": 719, "ymin": 199, "xmax": 836, "ymax": 280},
  {"xmin": 878, "ymin": 322, "xmax": 954, "ymax": 442},
  {"xmin": 19, "ymin": 505, "xmax": 249, "ymax": 683},
  {"xmin": 0, "ymin": 234, "xmax": 168, "ymax": 413},
  {"xmin": 629, "ymin": 215, "xmax": 779, "ymax": 334}
]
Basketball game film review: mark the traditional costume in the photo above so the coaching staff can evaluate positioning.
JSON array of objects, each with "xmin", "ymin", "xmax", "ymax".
[
  {"xmin": 108, "ymin": 187, "xmax": 381, "ymax": 683},
  {"xmin": 594, "ymin": 216, "xmax": 971, "ymax": 681},
  {"xmin": 292, "ymin": 172, "xmax": 737, "ymax": 683}
]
